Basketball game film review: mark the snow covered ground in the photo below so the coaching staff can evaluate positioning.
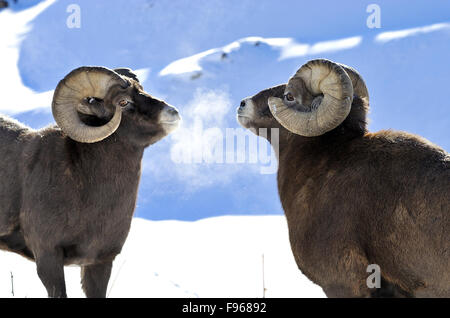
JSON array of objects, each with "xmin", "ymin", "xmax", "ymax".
[{"xmin": 0, "ymin": 216, "xmax": 325, "ymax": 298}]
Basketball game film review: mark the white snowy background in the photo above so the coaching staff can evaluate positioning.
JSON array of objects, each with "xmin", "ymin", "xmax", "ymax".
[
  {"xmin": 0, "ymin": 216, "xmax": 325, "ymax": 298},
  {"xmin": 0, "ymin": 0, "xmax": 449, "ymax": 297}
]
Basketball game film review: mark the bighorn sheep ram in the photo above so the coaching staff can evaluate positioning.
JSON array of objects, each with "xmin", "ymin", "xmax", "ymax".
[
  {"xmin": 237, "ymin": 59, "xmax": 449, "ymax": 297},
  {"xmin": 0, "ymin": 67, "xmax": 180, "ymax": 297}
]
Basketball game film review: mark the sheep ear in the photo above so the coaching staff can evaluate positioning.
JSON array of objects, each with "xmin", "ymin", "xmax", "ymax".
[{"xmin": 114, "ymin": 68, "xmax": 140, "ymax": 83}]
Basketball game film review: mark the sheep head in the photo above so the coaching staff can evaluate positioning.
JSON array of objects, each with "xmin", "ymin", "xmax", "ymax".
[
  {"xmin": 52, "ymin": 66, "xmax": 180, "ymax": 144},
  {"xmin": 267, "ymin": 59, "xmax": 369, "ymax": 136}
]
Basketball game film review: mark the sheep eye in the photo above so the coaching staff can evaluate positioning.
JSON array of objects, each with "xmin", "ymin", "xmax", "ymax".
[
  {"xmin": 118, "ymin": 100, "xmax": 129, "ymax": 107},
  {"xmin": 285, "ymin": 93, "xmax": 294, "ymax": 102}
]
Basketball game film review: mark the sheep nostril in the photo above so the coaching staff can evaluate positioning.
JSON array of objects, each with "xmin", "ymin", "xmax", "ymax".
[{"xmin": 240, "ymin": 100, "xmax": 246, "ymax": 108}]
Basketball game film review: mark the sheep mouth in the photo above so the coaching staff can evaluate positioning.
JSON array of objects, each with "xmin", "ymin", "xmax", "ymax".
[
  {"xmin": 160, "ymin": 117, "xmax": 181, "ymax": 134},
  {"xmin": 237, "ymin": 113, "xmax": 254, "ymax": 123},
  {"xmin": 237, "ymin": 114, "xmax": 253, "ymax": 129},
  {"xmin": 237, "ymin": 108, "xmax": 253, "ymax": 119},
  {"xmin": 160, "ymin": 119, "xmax": 180, "ymax": 125}
]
